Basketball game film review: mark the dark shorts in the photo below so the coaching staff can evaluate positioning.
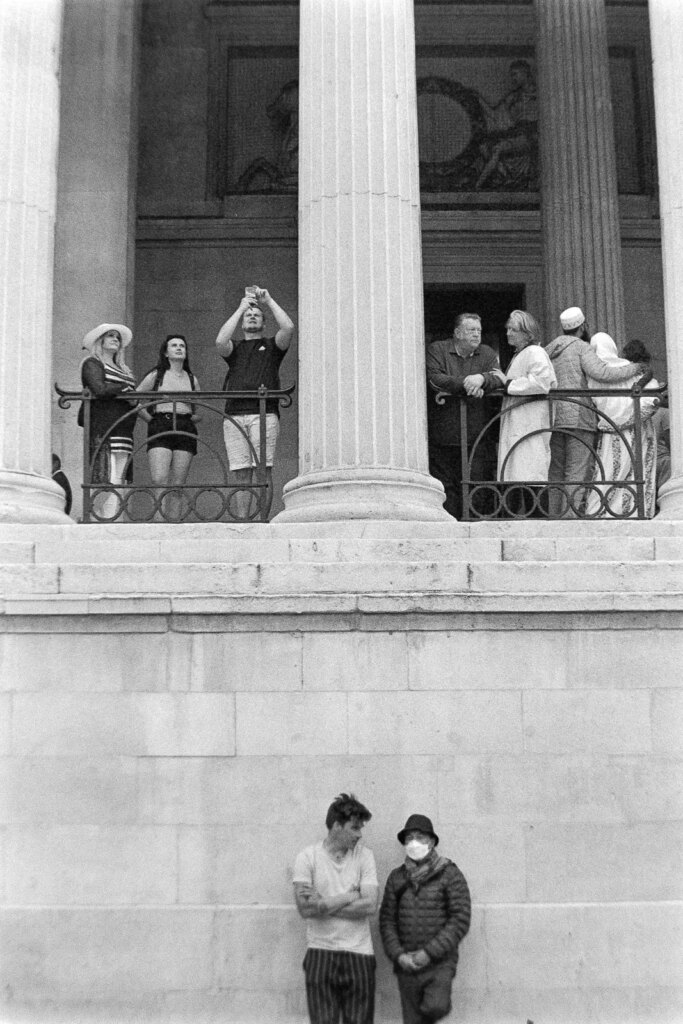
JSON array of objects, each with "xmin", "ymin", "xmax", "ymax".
[{"xmin": 147, "ymin": 413, "xmax": 198, "ymax": 455}]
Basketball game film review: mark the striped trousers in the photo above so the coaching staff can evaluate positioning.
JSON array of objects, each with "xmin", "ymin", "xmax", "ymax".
[{"xmin": 303, "ymin": 947, "xmax": 376, "ymax": 1024}]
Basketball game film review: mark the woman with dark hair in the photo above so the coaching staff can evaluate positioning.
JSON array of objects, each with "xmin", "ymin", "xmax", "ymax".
[
  {"xmin": 622, "ymin": 338, "xmax": 651, "ymax": 366},
  {"xmin": 137, "ymin": 335, "xmax": 201, "ymax": 519}
]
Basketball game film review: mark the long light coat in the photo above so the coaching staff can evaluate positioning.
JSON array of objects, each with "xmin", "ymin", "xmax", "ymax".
[{"xmin": 497, "ymin": 344, "xmax": 557, "ymax": 481}]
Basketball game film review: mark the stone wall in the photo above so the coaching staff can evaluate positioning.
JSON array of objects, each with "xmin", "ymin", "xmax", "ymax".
[{"xmin": 0, "ymin": 521, "xmax": 681, "ymax": 1023}]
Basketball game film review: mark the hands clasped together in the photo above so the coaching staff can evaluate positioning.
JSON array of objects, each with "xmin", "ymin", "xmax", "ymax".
[
  {"xmin": 462, "ymin": 367, "xmax": 508, "ymax": 398},
  {"xmin": 397, "ymin": 949, "xmax": 431, "ymax": 973}
]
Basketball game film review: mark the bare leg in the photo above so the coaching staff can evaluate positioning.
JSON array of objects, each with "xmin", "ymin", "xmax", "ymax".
[
  {"xmin": 231, "ymin": 468, "xmax": 254, "ymax": 520},
  {"xmin": 148, "ymin": 447, "xmax": 173, "ymax": 521},
  {"xmin": 167, "ymin": 450, "xmax": 193, "ymax": 521},
  {"xmin": 236, "ymin": 466, "xmax": 274, "ymax": 520},
  {"xmin": 101, "ymin": 451, "xmax": 130, "ymax": 521}
]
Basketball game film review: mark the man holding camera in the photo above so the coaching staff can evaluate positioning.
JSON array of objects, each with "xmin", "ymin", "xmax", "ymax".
[{"xmin": 215, "ymin": 287, "xmax": 294, "ymax": 518}]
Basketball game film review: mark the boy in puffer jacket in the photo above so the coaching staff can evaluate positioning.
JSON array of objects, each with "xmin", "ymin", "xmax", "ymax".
[{"xmin": 380, "ymin": 814, "xmax": 471, "ymax": 1024}]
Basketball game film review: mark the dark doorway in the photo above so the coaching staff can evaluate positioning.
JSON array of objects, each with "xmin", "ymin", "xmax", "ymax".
[{"xmin": 423, "ymin": 284, "xmax": 525, "ymax": 370}]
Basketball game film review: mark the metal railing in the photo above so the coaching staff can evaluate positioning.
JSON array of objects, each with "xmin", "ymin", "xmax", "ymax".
[
  {"xmin": 433, "ymin": 381, "xmax": 666, "ymax": 520},
  {"xmin": 55, "ymin": 384, "xmax": 295, "ymax": 523}
]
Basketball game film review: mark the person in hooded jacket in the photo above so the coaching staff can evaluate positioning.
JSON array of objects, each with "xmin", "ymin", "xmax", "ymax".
[
  {"xmin": 380, "ymin": 814, "xmax": 471, "ymax": 1024},
  {"xmin": 544, "ymin": 306, "xmax": 640, "ymax": 516}
]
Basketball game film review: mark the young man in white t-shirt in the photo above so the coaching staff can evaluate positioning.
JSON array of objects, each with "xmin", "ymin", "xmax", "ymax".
[{"xmin": 293, "ymin": 793, "xmax": 378, "ymax": 1024}]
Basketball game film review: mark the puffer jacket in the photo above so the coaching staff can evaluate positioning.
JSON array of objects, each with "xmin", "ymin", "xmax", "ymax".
[
  {"xmin": 379, "ymin": 857, "xmax": 471, "ymax": 971},
  {"xmin": 544, "ymin": 335, "xmax": 638, "ymax": 430}
]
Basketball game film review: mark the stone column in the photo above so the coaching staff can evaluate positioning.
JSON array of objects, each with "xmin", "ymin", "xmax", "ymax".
[
  {"xmin": 535, "ymin": 0, "xmax": 625, "ymax": 341},
  {"xmin": 650, "ymin": 0, "xmax": 683, "ymax": 517},
  {"xmin": 0, "ymin": 0, "xmax": 70, "ymax": 523},
  {"xmin": 51, "ymin": 0, "xmax": 140, "ymax": 521},
  {"xmin": 277, "ymin": 0, "xmax": 447, "ymax": 522}
]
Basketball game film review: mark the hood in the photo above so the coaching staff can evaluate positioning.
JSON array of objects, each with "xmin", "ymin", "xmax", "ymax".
[{"xmin": 545, "ymin": 335, "xmax": 577, "ymax": 360}]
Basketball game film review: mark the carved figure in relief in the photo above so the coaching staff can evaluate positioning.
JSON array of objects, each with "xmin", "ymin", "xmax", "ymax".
[
  {"xmin": 236, "ymin": 79, "xmax": 298, "ymax": 193},
  {"xmin": 474, "ymin": 59, "xmax": 538, "ymax": 190},
  {"xmin": 417, "ymin": 60, "xmax": 538, "ymax": 193}
]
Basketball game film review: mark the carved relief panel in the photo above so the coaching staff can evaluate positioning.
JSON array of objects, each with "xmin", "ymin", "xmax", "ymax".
[{"xmin": 205, "ymin": 2, "xmax": 653, "ymax": 207}]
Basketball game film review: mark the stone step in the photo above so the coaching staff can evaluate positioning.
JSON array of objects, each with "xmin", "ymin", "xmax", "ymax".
[
  {"xmin": 0, "ymin": 522, "xmax": 682, "ymax": 567},
  {"xmin": 0, "ymin": 557, "xmax": 681, "ymax": 600},
  {"xmin": 0, "ymin": 523, "xmax": 681, "ymax": 616},
  {"xmin": 1, "ymin": 519, "xmax": 683, "ymax": 542}
]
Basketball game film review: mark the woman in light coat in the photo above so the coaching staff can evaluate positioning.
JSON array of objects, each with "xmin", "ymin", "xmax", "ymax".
[
  {"xmin": 497, "ymin": 310, "xmax": 557, "ymax": 514},
  {"xmin": 585, "ymin": 334, "xmax": 658, "ymax": 517}
]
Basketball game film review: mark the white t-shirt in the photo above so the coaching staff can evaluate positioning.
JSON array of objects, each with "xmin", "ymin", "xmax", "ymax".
[{"xmin": 293, "ymin": 840, "xmax": 378, "ymax": 955}]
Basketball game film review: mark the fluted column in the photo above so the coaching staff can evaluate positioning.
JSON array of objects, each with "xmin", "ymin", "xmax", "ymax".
[
  {"xmin": 51, "ymin": 0, "xmax": 140, "ymax": 521},
  {"xmin": 277, "ymin": 0, "xmax": 447, "ymax": 522},
  {"xmin": 535, "ymin": 0, "xmax": 625, "ymax": 340},
  {"xmin": 0, "ymin": 0, "xmax": 69, "ymax": 522},
  {"xmin": 650, "ymin": 0, "xmax": 683, "ymax": 517}
]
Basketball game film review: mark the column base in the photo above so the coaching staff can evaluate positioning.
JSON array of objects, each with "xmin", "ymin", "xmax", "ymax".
[
  {"xmin": 274, "ymin": 467, "xmax": 450, "ymax": 523},
  {"xmin": 0, "ymin": 470, "xmax": 72, "ymax": 524},
  {"xmin": 656, "ymin": 475, "xmax": 683, "ymax": 519}
]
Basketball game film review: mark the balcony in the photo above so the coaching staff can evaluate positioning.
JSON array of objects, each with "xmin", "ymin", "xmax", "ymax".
[
  {"xmin": 431, "ymin": 382, "xmax": 667, "ymax": 521},
  {"xmin": 55, "ymin": 384, "xmax": 295, "ymax": 524}
]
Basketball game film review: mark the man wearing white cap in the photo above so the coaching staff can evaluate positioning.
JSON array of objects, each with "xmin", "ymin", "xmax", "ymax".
[{"xmin": 544, "ymin": 306, "xmax": 639, "ymax": 516}]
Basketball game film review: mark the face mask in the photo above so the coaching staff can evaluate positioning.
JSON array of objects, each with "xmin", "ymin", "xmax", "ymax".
[{"xmin": 405, "ymin": 840, "xmax": 430, "ymax": 862}]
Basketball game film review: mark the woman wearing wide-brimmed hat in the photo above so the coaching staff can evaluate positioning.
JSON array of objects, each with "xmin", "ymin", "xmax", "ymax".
[{"xmin": 78, "ymin": 323, "xmax": 136, "ymax": 520}]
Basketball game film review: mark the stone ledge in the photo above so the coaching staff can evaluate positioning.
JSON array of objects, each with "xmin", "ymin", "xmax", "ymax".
[
  {"xmin": 2, "ymin": 608, "xmax": 683, "ymax": 631},
  {"xmin": 1, "ymin": 589, "xmax": 683, "ymax": 618},
  {"xmin": 1, "ymin": 521, "xmax": 681, "ymax": 569},
  {"xmin": 1, "ymin": 518, "xmax": 683, "ymax": 543}
]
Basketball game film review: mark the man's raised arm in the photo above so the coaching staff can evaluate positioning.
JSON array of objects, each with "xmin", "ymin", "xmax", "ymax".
[
  {"xmin": 259, "ymin": 290, "xmax": 294, "ymax": 351},
  {"xmin": 215, "ymin": 297, "xmax": 252, "ymax": 357}
]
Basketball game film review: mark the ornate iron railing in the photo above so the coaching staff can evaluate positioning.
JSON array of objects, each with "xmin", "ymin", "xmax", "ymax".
[
  {"xmin": 432, "ymin": 381, "xmax": 667, "ymax": 520},
  {"xmin": 55, "ymin": 384, "xmax": 295, "ymax": 523}
]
